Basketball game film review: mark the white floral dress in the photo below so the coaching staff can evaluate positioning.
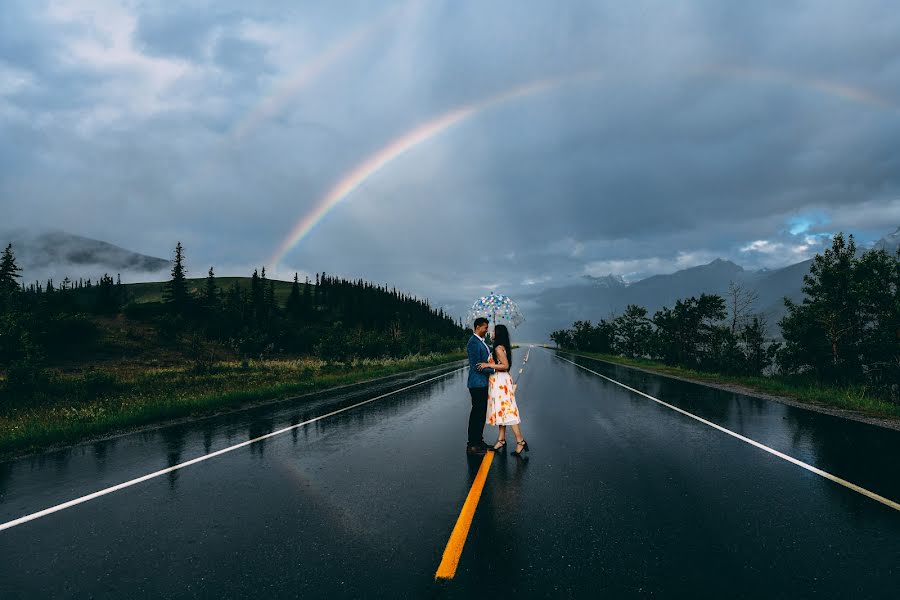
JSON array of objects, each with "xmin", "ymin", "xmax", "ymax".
[{"xmin": 486, "ymin": 356, "xmax": 520, "ymax": 426}]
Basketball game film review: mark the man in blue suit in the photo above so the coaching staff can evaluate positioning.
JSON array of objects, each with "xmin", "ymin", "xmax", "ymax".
[{"xmin": 466, "ymin": 317, "xmax": 495, "ymax": 455}]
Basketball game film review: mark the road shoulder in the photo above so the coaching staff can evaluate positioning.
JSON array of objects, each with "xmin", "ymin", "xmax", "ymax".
[{"xmin": 556, "ymin": 350, "xmax": 900, "ymax": 432}]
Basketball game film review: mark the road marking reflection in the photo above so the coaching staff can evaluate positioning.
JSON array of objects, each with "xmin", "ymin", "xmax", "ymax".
[{"xmin": 555, "ymin": 354, "xmax": 900, "ymax": 513}]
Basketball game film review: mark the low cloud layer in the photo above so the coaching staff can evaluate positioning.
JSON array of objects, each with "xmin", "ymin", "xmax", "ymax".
[{"xmin": 3, "ymin": 1, "xmax": 899, "ymax": 334}]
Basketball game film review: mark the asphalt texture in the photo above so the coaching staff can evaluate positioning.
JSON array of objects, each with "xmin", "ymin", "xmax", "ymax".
[{"xmin": 1, "ymin": 349, "xmax": 899, "ymax": 598}]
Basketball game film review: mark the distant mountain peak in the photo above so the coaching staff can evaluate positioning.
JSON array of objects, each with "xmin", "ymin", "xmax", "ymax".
[
  {"xmin": 582, "ymin": 273, "xmax": 628, "ymax": 288},
  {"xmin": 708, "ymin": 257, "xmax": 743, "ymax": 269},
  {"xmin": 672, "ymin": 258, "xmax": 743, "ymax": 275},
  {"xmin": 874, "ymin": 225, "xmax": 900, "ymax": 253}
]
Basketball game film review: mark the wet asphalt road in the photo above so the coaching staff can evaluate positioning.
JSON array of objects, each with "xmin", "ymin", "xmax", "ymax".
[{"xmin": 1, "ymin": 349, "xmax": 899, "ymax": 598}]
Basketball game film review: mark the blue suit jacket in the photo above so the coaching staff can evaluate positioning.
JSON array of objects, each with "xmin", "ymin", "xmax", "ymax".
[{"xmin": 467, "ymin": 335, "xmax": 495, "ymax": 388}]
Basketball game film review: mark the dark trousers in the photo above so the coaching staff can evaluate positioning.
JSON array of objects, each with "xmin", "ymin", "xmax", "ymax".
[{"xmin": 467, "ymin": 386, "xmax": 489, "ymax": 446}]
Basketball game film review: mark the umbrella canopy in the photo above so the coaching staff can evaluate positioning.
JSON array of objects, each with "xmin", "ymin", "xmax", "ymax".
[{"xmin": 466, "ymin": 292, "xmax": 525, "ymax": 328}]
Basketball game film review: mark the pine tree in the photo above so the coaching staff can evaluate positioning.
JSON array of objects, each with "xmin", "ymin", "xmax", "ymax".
[
  {"xmin": 286, "ymin": 272, "xmax": 302, "ymax": 318},
  {"xmin": 163, "ymin": 242, "xmax": 190, "ymax": 314},
  {"xmin": 740, "ymin": 316, "xmax": 779, "ymax": 376},
  {"xmin": 854, "ymin": 246, "xmax": 900, "ymax": 391},
  {"xmin": 202, "ymin": 267, "xmax": 218, "ymax": 310},
  {"xmin": 96, "ymin": 273, "xmax": 117, "ymax": 313},
  {"xmin": 0, "ymin": 243, "xmax": 23, "ymax": 295},
  {"xmin": 779, "ymin": 233, "xmax": 861, "ymax": 382},
  {"xmin": 652, "ymin": 294, "xmax": 726, "ymax": 367},
  {"xmin": 115, "ymin": 273, "xmax": 127, "ymax": 306},
  {"xmin": 303, "ymin": 275, "xmax": 312, "ymax": 315},
  {"xmin": 314, "ymin": 273, "xmax": 321, "ymax": 306},
  {"xmin": 251, "ymin": 268, "xmax": 263, "ymax": 322},
  {"xmin": 265, "ymin": 278, "xmax": 276, "ymax": 315},
  {"xmin": 614, "ymin": 304, "xmax": 652, "ymax": 358}
]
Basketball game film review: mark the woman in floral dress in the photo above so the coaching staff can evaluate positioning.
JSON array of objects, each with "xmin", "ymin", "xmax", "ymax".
[{"xmin": 479, "ymin": 324, "xmax": 529, "ymax": 457}]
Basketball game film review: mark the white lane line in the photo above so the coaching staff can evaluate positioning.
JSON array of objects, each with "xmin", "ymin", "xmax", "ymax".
[
  {"xmin": 554, "ymin": 354, "xmax": 900, "ymax": 513},
  {"xmin": 0, "ymin": 366, "xmax": 467, "ymax": 533}
]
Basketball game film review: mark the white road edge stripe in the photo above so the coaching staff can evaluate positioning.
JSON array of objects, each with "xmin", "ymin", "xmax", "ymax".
[
  {"xmin": 555, "ymin": 354, "xmax": 900, "ymax": 513},
  {"xmin": 0, "ymin": 366, "xmax": 468, "ymax": 533}
]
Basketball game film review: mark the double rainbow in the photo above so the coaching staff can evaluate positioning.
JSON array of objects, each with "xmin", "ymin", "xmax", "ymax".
[
  {"xmin": 268, "ymin": 65, "xmax": 895, "ymax": 269},
  {"xmin": 269, "ymin": 72, "xmax": 600, "ymax": 267}
]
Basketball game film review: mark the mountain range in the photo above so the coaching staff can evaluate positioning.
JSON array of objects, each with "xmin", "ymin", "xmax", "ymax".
[
  {"xmin": 521, "ymin": 226, "xmax": 899, "ymax": 339},
  {"xmin": 3, "ymin": 227, "xmax": 897, "ymax": 340}
]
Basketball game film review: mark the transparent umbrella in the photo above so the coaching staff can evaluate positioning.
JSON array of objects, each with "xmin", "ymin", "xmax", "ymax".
[{"xmin": 466, "ymin": 292, "xmax": 525, "ymax": 328}]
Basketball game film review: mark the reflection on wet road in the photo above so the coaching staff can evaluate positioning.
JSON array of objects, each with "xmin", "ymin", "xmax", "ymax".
[{"xmin": 1, "ymin": 349, "xmax": 898, "ymax": 598}]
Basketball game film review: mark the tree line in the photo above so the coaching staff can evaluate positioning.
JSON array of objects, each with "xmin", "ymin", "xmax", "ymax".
[
  {"xmin": 551, "ymin": 233, "xmax": 899, "ymax": 400},
  {"xmin": 1, "ymin": 241, "xmax": 467, "ymax": 397}
]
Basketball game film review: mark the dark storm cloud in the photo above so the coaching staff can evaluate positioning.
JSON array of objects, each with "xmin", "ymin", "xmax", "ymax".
[{"xmin": 3, "ymin": 0, "xmax": 900, "ymax": 336}]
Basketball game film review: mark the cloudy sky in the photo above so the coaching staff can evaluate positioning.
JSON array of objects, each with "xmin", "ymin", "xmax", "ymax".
[{"xmin": 2, "ymin": 0, "xmax": 899, "ymax": 323}]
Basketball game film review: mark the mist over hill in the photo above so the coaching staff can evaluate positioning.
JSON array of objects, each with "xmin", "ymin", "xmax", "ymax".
[{"xmin": 2, "ymin": 230, "xmax": 169, "ymax": 283}]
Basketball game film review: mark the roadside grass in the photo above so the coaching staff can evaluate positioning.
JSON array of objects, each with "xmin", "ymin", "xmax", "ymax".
[
  {"xmin": 559, "ymin": 350, "xmax": 900, "ymax": 420},
  {"xmin": 0, "ymin": 352, "xmax": 464, "ymax": 460}
]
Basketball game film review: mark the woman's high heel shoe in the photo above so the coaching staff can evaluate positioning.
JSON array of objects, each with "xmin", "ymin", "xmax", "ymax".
[
  {"xmin": 512, "ymin": 439, "xmax": 529, "ymax": 456},
  {"xmin": 492, "ymin": 440, "xmax": 507, "ymax": 453}
]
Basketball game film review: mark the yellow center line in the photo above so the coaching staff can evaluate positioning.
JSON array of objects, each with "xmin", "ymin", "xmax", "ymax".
[{"xmin": 434, "ymin": 451, "xmax": 494, "ymax": 580}]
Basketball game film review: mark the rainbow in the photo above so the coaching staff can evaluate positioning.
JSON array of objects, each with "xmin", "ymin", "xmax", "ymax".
[
  {"xmin": 231, "ymin": 3, "xmax": 413, "ymax": 142},
  {"xmin": 269, "ymin": 72, "xmax": 600, "ymax": 267},
  {"xmin": 269, "ymin": 64, "xmax": 894, "ymax": 268},
  {"xmin": 699, "ymin": 65, "xmax": 897, "ymax": 111}
]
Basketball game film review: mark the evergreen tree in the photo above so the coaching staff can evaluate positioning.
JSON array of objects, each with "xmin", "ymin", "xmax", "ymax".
[
  {"xmin": 849, "ymin": 246, "xmax": 898, "ymax": 389},
  {"xmin": 614, "ymin": 304, "xmax": 652, "ymax": 358},
  {"xmin": 115, "ymin": 273, "xmax": 126, "ymax": 306},
  {"xmin": 303, "ymin": 275, "xmax": 312, "ymax": 315},
  {"xmin": 286, "ymin": 272, "xmax": 302, "ymax": 318},
  {"xmin": 265, "ymin": 278, "xmax": 276, "ymax": 315},
  {"xmin": 201, "ymin": 267, "xmax": 218, "ymax": 310},
  {"xmin": 652, "ymin": 294, "xmax": 726, "ymax": 367},
  {"xmin": 0, "ymin": 243, "xmax": 23, "ymax": 295},
  {"xmin": 250, "ymin": 268, "xmax": 263, "ymax": 320},
  {"xmin": 550, "ymin": 329, "xmax": 573, "ymax": 349},
  {"xmin": 96, "ymin": 273, "xmax": 118, "ymax": 314},
  {"xmin": 569, "ymin": 320, "xmax": 615, "ymax": 353},
  {"xmin": 703, "ymin": 324, "xmax": 744, "ymax": 374},
  {"xmin": 779, "ymin": 233, "xmax": 861, "ymax": 382},
  {"xmin": 163, "ymin": 242, "xmax": 190, "ymax": 314},
  {"xmin": 740, "ymin": 316, "xmax": 779, "ymax": 376},
  {"xmin": 314, "ymin": 273, "xmax": 321, "ymax": 306}
]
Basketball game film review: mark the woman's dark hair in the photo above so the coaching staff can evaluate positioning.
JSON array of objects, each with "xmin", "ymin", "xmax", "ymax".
[{"xmin": 492, "ymin": 324, "xmax": 512, "ymax": 364}]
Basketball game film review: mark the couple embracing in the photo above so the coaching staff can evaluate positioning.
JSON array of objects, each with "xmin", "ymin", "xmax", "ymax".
[{"xmin": 466, "ymin": 318, "xmax": 529, "ymax": 457}]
